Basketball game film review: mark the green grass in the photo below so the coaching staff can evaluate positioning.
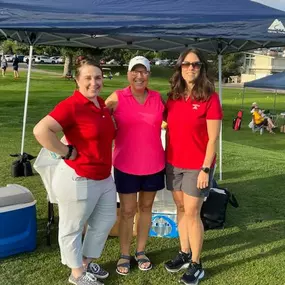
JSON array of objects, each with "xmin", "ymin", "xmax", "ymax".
[
  {"xmin": 1, "ymin": 70, "xmax": 285, "ymax": 285},
  {"xmin": 32, "ymin": 64, "xmax": 65, "ymax": 73}
]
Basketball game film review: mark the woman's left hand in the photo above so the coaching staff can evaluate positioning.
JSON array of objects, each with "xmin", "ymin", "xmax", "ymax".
[{"xmin": 197, "ymin": 171, "xmax": 209, "ymax": 190}]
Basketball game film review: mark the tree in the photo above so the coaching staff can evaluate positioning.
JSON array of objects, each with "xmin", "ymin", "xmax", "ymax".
[
  {"xmin": 208, "ymin": 53, "xmax": 243, "ymax": 81},
  {"xmin": 61, "ymin": 47, "xmax": 75, "ymax": 77}
]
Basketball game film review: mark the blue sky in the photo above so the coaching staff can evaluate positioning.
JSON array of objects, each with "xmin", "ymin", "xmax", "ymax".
[{"xmin": 251, "ymin": 0, "xmax": 285, "ymax": 12}]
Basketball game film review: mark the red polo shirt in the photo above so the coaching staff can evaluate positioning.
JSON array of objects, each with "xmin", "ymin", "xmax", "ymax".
[
  {"xmin": 49, "ymin": 90, "xmax": 115, "ymax": 180},
  {"xmin": 166, "ymin": 92, "xmax": 223, "ymax": 170}
]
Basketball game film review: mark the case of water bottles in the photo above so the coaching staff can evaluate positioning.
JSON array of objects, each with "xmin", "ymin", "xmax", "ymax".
[{"xmin": 149, "ymin": 188, "xmax": 178, "ymax": 238}]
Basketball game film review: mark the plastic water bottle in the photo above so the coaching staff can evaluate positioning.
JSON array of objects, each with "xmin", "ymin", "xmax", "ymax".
[{"xmin": 151, "ymin": 216, "xmax": 176, "ymax": 237}]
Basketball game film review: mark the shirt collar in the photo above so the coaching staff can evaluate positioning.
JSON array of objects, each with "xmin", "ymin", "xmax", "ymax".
[
  {"xmin": 73, "ymin": 90, "xmax": 105, "ymax": 108},
  {"xmin": 123, "ymin": 86, "xmax": 151, "ymax": 97}
]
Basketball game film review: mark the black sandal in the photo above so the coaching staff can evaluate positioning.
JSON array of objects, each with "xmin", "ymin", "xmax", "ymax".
[
  {"xmin": 116, "ymin": 254, "xmax": 131, "ymax": 276},
  {"xmin": 135, "ymin": 251, "xmax": 153, "ymax": 271}
]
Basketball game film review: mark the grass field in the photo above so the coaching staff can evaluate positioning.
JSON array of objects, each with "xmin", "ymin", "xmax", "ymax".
[{"xmin": 0, "ymin": 69, "xmax": 285, "ymax": 285}]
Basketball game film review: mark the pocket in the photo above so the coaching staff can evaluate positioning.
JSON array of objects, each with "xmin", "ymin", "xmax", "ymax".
[
  {"xmin": 52, "ymin": 161, "xmax": 88, "ymax": 201},
  {"xmin": 71, "ymin": 172, "xmax": 88, "ymax": 200}
]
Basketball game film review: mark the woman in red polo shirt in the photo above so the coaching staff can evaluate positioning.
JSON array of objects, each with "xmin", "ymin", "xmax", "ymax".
[
  {"xmin": 164, "ymin": 49, "xmax": 223, "ymax": 285},
  {"xmin": 33, "ymin": 57, "xmax": 116, "ymax": 285}
]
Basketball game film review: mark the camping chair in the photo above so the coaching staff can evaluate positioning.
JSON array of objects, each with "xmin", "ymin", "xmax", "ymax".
[{"xmin": 252, "ymin": 115, "xmax": 265, "ymax": 135}]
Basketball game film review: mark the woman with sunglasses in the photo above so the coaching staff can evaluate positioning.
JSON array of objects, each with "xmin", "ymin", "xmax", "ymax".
[
  {"xmin": 105, "ymin": 56, "xmax": 165, "ymax": 275},
  {"xmin": 164, "ymin": 49, "xmax": 223, "ymax": 285}
]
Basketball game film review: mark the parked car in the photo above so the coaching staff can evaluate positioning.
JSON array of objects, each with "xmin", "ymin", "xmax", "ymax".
[
  {"xmin": 23, "ymin": 55, "xmax": 37, "ymax": 63},
  {"xmin": 56, "ymin": 57, "xmax": 64, "ymax": 64},
  {"xmin": 16, "ymin": 55, "xmax": 25, "ymax": 62},
  {"xmin": 50, "ymin": 56, "xmax": 60, "ymax": 63},
  {"xmin": 4, "ymin": 55, "xmax": 14, "ymax": 62},
  {"xmin": 155, "ymin": 59, "xmax": 169, "ymax": 66},
  {"xmin": 106, "ymin": 59, "xmax": 119, "ymax": 65},
  {"xmin": 34, "ymin": 56, "xmax": 53, "ymax": 64}
]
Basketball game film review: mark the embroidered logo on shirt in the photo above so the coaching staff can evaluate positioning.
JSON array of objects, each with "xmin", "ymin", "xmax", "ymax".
[{"xmin": 192, "ymin": 104, "xmax": 200, "ymax": 110}]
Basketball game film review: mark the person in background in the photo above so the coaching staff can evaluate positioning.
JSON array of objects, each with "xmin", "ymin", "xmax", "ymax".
[
  {"xmin": 33, "ymin": 56, "xmax": 116, "ymax": 285},
  {"xmin": 164, "ymin": 48, "xmax": 223, "ymax": 285},
  {"xmin": 105, "ymin": 56, "xmax": 165, "ymax": 275},
  {"xmin": 251, "ymin": 105, "xmax": 275, "ymax": 133},
  {"xmin": 1, "ymin": 56, "xmax": 8, "ymax": 77},
  {"xmin": 12, "ymin": 54, "xmax": 19, "ymax": 78},
  {"xmin": 251, "ymin": 102, "xmax": 276, "ymax": 130}
]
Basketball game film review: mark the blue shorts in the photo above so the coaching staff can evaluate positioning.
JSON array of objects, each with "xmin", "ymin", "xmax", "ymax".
[
  {"xmin": 13, "ymin": 66, "xmax": 18, "ymax": 71},
  {"xmin": 114, "ymin": 167, "xmax": 165, "ymax": 194}
]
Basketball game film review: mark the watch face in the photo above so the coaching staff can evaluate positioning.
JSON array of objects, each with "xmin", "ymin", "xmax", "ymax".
[{"xmin": 203, "ymin": 167, "xmax": 210, "ymax": 173}]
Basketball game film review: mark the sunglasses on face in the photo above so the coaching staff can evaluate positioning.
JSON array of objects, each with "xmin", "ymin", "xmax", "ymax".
[
  {"xmin": 131, "ymin": 70, "xmax": 149, "ymax": 76},
  {"xmin": 181, "ymin": 61, "xmax": 202, "ymax": 70}
]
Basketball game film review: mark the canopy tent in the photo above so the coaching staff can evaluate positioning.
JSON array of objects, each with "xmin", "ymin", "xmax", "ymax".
[
  {"xmin": 2, "ymin": 0, "xmax": 285, "ymax": 53},
  {"xmin": 244, "ymin": 72, "xmax": 285, "ymax": 90},
  {"xmin": 242, "ymin": 72, "xmax": 285, "ymax": 111},
  {"xmin": 2, "ymin": 0, "xmax": 285, "ymax": 180}
]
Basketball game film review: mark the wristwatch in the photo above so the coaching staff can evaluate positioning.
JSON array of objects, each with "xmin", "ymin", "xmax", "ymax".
[
  {"xmin": 201, "ymin": 167, "xmax": 210, "ymax": 174},
  {"xmin": 61, "ymin": 145, "xmax": 74, "ymax": 160}
]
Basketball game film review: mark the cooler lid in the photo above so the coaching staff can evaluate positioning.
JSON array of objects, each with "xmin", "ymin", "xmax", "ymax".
[{"xmin": 0, "ymin": 184, "xmax": 35, "ymax": 207}]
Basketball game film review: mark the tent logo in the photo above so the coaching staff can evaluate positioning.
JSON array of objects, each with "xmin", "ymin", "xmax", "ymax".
[{"xmin": 268, "ymin": 19, "xmax": 285, "ymax": 34}]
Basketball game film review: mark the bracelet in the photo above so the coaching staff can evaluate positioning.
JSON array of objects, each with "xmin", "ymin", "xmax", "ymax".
[{"xmin": 61, "ymin": 145, "xmax": 74, "ymax": 160}]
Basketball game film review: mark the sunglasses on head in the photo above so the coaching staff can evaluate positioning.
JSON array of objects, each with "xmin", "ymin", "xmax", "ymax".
[{"xmin": 181, "ymin": 61, "xmax": 202, "ymax": 69}]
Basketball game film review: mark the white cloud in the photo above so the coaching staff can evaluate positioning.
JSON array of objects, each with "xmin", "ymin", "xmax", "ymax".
[{"xmin": 251, "ymin": 0, "xmax": 285, "ymax": 12}]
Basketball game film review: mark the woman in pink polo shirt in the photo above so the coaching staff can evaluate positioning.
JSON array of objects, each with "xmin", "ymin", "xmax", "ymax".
[
  {"xmin": 105, "ymin": 56, "xmax": 165, "ymax": 275},
  {"xmin": 164, "ymin": 49, "xmax": 223, "ymax": 285},
  {"xmin": 33, "ymin": 57, "xmax": 116, "ymax": 285}
]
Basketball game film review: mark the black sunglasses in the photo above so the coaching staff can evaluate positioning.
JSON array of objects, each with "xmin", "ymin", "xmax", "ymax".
[{"xmin": 181, "ymin": 61, "xmax": 203, "ymax": 69}]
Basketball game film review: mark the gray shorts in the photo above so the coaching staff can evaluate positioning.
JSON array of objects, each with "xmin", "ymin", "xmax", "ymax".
[{"xmin": 166, "ymin": 163, "xmax": 214, "ymax": 198}]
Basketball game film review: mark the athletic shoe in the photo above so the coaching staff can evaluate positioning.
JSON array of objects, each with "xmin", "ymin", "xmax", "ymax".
[
  {"xmin": 180, "ymin": 261, "xmax": 204, "ymax": 285},
  {"xmin": 164, "ymin": 251, "xmax": 191, "ymax": 273},
  {"xmin": 68, "ymin": 272, "xmax": 103, "ymax": 285},
  {"xmin": 86, "ymin": 263, "xmax": 109, "ymax": 279}
]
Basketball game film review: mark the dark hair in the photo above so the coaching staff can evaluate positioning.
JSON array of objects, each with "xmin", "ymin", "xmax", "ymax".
[
  {"xmin": 168, "ymin": 48, "xmax": 215, "ymax": 101},
  {"xmin": 75, "ymin": 56, "xmax": 103, "ymax": 79}
]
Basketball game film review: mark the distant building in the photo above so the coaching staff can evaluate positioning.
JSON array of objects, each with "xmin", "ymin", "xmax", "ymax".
[{"xmin": 241, "ymin": 51, "xmax": 285, "ymax": 83}]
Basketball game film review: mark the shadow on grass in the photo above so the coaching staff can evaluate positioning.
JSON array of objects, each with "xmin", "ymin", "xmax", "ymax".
[
  {"xmin": 207, "ymin": 244, "xmax": 285, "ymax": 279},
  {"xmin": 222, "ymin": 174, "xmax": 285, "ymax": 226}
]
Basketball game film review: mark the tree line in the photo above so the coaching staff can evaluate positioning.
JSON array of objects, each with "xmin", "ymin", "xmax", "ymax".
[{"xmin": 0, "ymin": 39, "xmax": 243, "ymax": 79}]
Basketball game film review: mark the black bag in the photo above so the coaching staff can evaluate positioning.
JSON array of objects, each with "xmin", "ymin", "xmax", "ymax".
[
  {"xmin": 201, "ymin": 187, "xmax": 239, "ymax": 230},
  {"xmin": 10, "ymin": 153, "xmax": 36, "ymax": 177}
]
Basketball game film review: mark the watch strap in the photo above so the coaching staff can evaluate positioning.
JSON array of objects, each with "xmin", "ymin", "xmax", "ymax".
[
  {"xmin": 201, "ymin": 167, "xmax": 210, "ymax": 173},
  {"xmin": 61, "ymin": 145, "xmax": 74, "ymax": 160}
]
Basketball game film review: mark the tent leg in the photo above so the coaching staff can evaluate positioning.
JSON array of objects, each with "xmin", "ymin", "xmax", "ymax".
[
  {"xmin": 218, "ymin": 54, "xmax": 223, "ymax": 181},
  {"xmin": 273, "ymin": 89, "xmax": 277, "ymax": 113},
  {"xmin": 20, "ymin": 45, "xmax": 33, "ymax": 155},
  {"xmin": 241, "ymin": 87, "xmax": 245, "ymax": 109}
]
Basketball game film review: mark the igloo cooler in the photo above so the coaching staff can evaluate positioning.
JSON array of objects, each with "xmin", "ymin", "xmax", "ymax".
[{"xmin": 0, "ymin": 184, "xmax": 37, "ymax": 258}]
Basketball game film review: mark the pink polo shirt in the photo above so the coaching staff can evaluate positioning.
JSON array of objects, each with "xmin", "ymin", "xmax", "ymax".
[{"xmin": 113, "ymin": 86, "xmax": 165, "ymax": 175}]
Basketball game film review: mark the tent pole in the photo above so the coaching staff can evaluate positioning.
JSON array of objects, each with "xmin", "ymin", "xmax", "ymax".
[
  {"xmin": 20, "ymin": 45, "xmax": 33, "ymax": 155},
  {"xmin": 273, "ymin": 89, "xmax": 277, "ymax": 113},
  {"xmin": 241, "ymin": 87, "xmax": 245, "ymax": 108},
  {"xmin": 218, "ymin": 54, "xmax": 223, "ymax": 181}
]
